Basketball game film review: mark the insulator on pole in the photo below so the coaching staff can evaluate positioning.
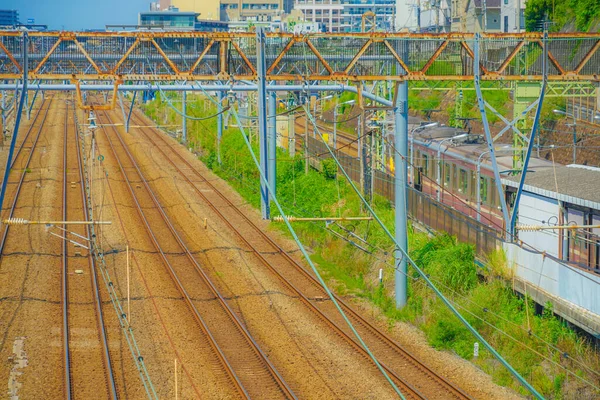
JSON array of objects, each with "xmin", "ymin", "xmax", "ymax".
[{"xmin": 3, "ymin": 218, "xmax": 29, "ymax": 225}]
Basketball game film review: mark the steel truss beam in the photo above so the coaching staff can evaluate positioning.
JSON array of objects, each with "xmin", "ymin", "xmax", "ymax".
[{"xmin": 0, "ymin": 31, "xmax": 599, "ymax": 83}]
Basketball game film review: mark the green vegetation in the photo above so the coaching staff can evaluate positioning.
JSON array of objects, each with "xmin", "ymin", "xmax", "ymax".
[
  {"xmin": 525, "ymin": 0, "xmax": 600, "ymax": 31},
  {"xmin": 143, "ymin": 93, "xmax": 600, "ymax": 399}
]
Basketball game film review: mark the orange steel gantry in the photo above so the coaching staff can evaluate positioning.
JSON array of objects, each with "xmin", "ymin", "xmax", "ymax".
[{"xmin": 0, "ymin": 31, "xmax": 599, "ymax": 83}]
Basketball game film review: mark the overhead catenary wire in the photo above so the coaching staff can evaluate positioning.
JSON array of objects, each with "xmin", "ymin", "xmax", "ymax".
[
  {"xmin": 141, "ymin": 90, "xmax": 600, "ymax": 389},
  {"xmin": 208, "ymin": 156, "xmax": 600, "ymax": 386},
  {"xmin": 382, "ymin": 136, "xmax": 600, "ymax": 279},
  {"xmin": 301, "ymin": 102, "xmax": 545, "ymax": 400},
  {"xmin": 155, "ymin": 95, "xmax": 600, "ymax": 388},
  {"xmin": 228, "ymin": 106, "xmax": 407, "ymax": 399}
]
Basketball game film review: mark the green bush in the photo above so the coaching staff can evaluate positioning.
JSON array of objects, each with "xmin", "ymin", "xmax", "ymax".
[{"xmin": 321, "ymin": 158, "xmax": 337, "ymax": 180}]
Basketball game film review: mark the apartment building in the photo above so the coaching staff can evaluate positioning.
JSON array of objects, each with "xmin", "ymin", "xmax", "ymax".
[
  {"xmin": 500, "ymin": 0, "xmax": 525, "ymax": 32},
  {"xmin": 220, "ymin": 1, "xmax": 293, "ymax": 22},
  {"xmin": 294, "ymin": 0, "xmax": 396, "ymax": 32},
  {"xmin": 451, "ymin": 0, "xmax": 524, "ymax": 32},
  {"xmin": 0, "ymin": 10, "xmax": 19, "ymax": 27}
]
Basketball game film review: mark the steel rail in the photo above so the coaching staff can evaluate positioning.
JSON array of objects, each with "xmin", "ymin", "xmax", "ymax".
[
  {"xmin": 64, "ymin": 101, "xmax": 119, "ymax": 399},
  {"xmin": 0, "ymin": 98, "xmax": 52, "ymax": 255},
  {"xmin": 131, "ymin": 112, "xmax": 460, "ymax": 399},
  {"xmin": 98, "ymin": 109, "xmax": 296, "ymax": 400},
  {"xmin": 61, "ymin": 101, "xmax": 73, "ymax": 400},
  {"xmin": 6, "ymin": 98, "xmax": 47, "ymax": 171},
  {"xmin": 96, "ymin": 110, "xmax": 250, "ymax": 400}
]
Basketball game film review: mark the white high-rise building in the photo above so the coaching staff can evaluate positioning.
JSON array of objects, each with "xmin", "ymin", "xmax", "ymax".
[
  {"xmin": 500, "ymin": 0, "xmax": 526, "ymax": 32},
  {"xmin": 294, "ymin": 0, "xmax": 397, "ymax": 33}
]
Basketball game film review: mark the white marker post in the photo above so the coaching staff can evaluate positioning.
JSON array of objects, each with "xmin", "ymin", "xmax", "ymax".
[
  {"xmin": 174, "ymin": 358, "xmax": 178, "ymax": 400},
  {"xmin": 126, "ymin": 245, "xmax": 130, "ymax": 324}
]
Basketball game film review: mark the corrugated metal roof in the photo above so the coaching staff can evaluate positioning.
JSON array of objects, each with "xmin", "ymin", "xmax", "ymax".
[{"xmin": 503, "ymin": 164, "xmax": 600, "ymax": 210}]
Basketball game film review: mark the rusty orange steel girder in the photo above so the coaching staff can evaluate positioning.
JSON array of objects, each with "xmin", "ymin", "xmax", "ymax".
[{"xmin": 0, "ymin": 31, "xmax": 599, "ymax": 82}]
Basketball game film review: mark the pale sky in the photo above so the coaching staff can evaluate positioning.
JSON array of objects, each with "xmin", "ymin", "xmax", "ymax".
[{"xmin": 4, "ymin": 0, "xmax": 151, "ymax": 30}]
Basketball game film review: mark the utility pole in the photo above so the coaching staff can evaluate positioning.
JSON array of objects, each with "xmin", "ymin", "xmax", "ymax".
[
  {"xmin": 483, "ymin": 0, "xmax": 487, "ymax": 32},
  {"xmin": 217, "ymin": 91, "xmax": 223, "ymax": 164},
  {"xmin": 417, "ymin": 0, "xmax": 421, "ymax": 32},
  {"xmin": 516, "ymin": 0, "xmax": 521, "ymax": 33}
]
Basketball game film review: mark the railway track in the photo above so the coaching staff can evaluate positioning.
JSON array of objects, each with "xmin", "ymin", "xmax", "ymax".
[
  {"xmin": 61, "ymin": 101, "xmax": 118, "ymax": 399},
  {"xmin": 130, "ymin": 111, "xmax": 472, "ymax": 399},
  {"xmin": 97, "ymin": 109, "xmax": 295, "ymax": 399},
  {"xmin": 0, "ymin": 97, "xmax": 52, "ymax": 254},
  {"xmin": 294, "ymin": 117, "xmax": 359, "ymax": 157}
]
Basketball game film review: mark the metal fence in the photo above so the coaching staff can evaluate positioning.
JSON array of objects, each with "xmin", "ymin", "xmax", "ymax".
[{"xmin": 306, "ymin": 136, "xmax": 501, "ymax": 256}]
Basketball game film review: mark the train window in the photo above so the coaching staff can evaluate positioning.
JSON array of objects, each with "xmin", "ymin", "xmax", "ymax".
[
  {"xmin": 459, "ymin": 169, "xmax": 468, "ymax": 193},
  {"xmin": 452, "ymin": 164, "xmax": 458, "ymax": 190},
  {"xmin": 480, "ymin": 177, "xmax": 488, "ymax": 203},
  {"xmin": 470, "ymin": 171, "xmax": 476, "ymax": 199},
  {"xmin": 444, "ymin": 163, "xmax": 451, "ymax": 186}
]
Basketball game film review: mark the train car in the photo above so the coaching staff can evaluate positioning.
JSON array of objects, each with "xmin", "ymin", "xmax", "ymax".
[{"xmin": 407, "ymin": 122, "xmax": 600, "ymax": 272}]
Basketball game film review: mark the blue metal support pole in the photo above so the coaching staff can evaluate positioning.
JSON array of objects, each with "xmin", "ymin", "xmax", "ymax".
[
  {"xmin": 510, "ymin": 30, "xmax": 549, "ymax": 236},
  {"xmin": 473, "ymin": 33, "xmax": 511, "ymax": 238},
  {"xmin": 0, "ymin": 33, "xmax": 28, "ymax": 217},
  {"xmin": 268, "ymin": 90, "xmax": 277, "ymax": 201},
  {"xmin": 118, "ymin": 92, "xmax": 127, "ymax": 129},
  {"xmin": 27, "ymin": 87, "xmax": 39, "ymax": 120},
  {"xmin": 217, "ymin": 91, "xmax": 223, "ymax": 165},
  {"xmin": 394, "ymin": 81, "xmax": 409, "ymax": 309},
  {"xmin": 182, "ymin": 90, "xmax": 187, "ymax": 143},
  {"xmin": 256, "ymin": 28, "xmax": 270, "ymax": 219},
  {"xmin": 1, "ymin": 84, "xmax": 5, "ymax": 137},
  {"xmin": 125, "ymin": 91, "xmax": 137, "ymax": 133}
]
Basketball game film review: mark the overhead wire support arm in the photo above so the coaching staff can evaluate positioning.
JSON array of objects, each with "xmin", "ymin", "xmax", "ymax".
[
  {"xmin": 473, "ymin": 33, "xmax": 511, "ymax": 238},
  {"xmin": 509, "ymin": 29, "xmax": 549, "ymax": 237}
]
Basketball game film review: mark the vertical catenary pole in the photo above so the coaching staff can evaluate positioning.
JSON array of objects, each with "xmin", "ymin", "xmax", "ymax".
[
  {"xmin": 217, "ymin": 91, "xmax": 223, "ymax": 165},
  {"xmin": 359, "ymin": 114, "xmax": 365, "ymax": 193},
  {"xmin": 268, "ymin": 91, "xmax": 277, "ymax": 200},
  {"xmin": 256, "ymin": 28, "xmax": 270, "ymax": 219},
  {"xmin": 1, "ymin": 86, "xmax": 5, "ymax": 137},
  {"xmin": 333, "ymin": 104, "xmax": 337, "ymax": 149},
  {"xmin": 182, "ymin": 91, "xmax": 187, "ymax": 143},
  {"xmin": 572, "ymin": 123, "xmax": 577, "ymax": 164},
  {"xmin": 394, "ymin": 81, "xmax": 409, "ymax": 309},
  {"xmin": 476, "ymin": 159, "xmax": 482, "ymax": 222},
  {"xmin": 304, "ymin": 96, "xmax": 309, "ymax": 175},
  {"xmin": 0, "ymin": 33, "xmax": 28, "ymax": 217}
]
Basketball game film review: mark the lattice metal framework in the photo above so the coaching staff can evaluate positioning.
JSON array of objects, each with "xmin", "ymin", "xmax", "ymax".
[{"xmin": 0, "ymin": 31, "xmax": 599, "ymax": 82}]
